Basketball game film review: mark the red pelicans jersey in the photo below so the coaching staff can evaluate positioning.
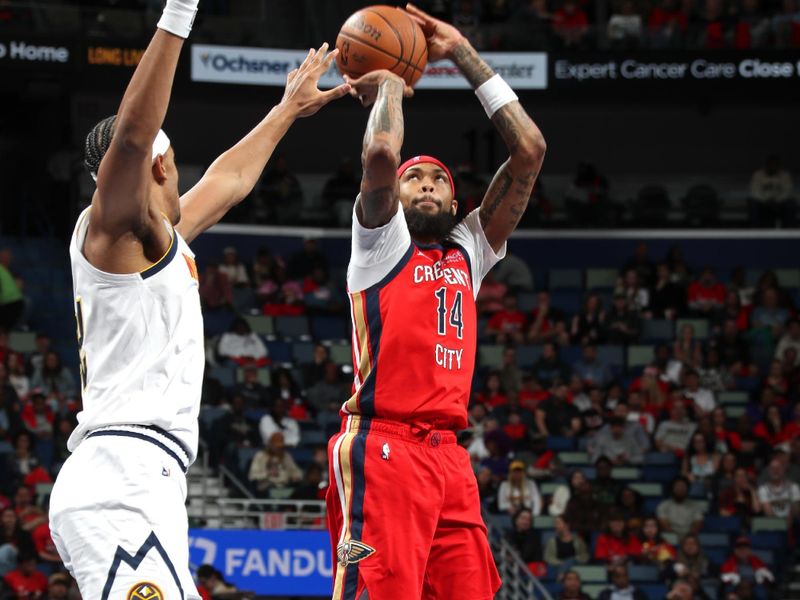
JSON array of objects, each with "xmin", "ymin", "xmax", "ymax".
[{"xmin": 343, "ymin": 206, "xmax": 505, "ymax": 430}]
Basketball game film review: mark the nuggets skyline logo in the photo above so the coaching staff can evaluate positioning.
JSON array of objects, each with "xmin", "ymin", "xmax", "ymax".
[
  {"xmin": 127, "ymin": 582, "xmax": 163, "ymax": 600},
  {"xmin": 337, "ymin": 540, "xmax": 376, "ymax": 567}
]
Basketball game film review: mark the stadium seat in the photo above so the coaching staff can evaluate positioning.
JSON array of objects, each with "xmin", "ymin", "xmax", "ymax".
[
  {"xmin": 596, "ymin": 345, "xmax": 625, "ymax": 368},
  {"xmin": 632, "ymin": 185, "xmax": 670, "ymax": 226},
  {"xmin": 237, "ymin": 447, "xmax": 259, "ymax": 474},
  {"xmin": 244, "ymin": 314, "xmax": 274, "ymax": 335},
  {"xmin": 479, "ymin": 345, "xmax": 504, "ymax": 369},
  {"xmin": 753, "ymin": 549, "xmax": 773, "ymax": 565},
  {"xmin": 265, "ymin": 341, "xmax": 292, "ymax": 363},
  {"xmin": 682, "ymin": 184, "xmax": 720, "ymax": 227},
  {"xmin": 629, "ymin": 482, "xmax": 662, "ymax": 496},
  {"xmin": 724, "ymin": 405, "xmax": 746, "ymax": 418},
  {"xmin": 643, "ymin": 452, "xmax": 677, "ymax": 466},
  {"xmin": 8, "ymin": 331, "xmax": 36, "ymax": 353},
  {"xmin": 702, "ymin": 515, "xmax": 742, "ymax": 533},
  {"xmin": 209, "ymin": 365, "xmax": 236, "ymax": 388},
  {"xmin": 516, "ymin": 345, "xmax": 542, "ymax": 367},
  {"xmin": 662, "ymin": 532, "xmax": 678, "ymax": 546},
  {"xmin": 292, "ymin": 342, "xmax": 315, "ymax": 364},
  {"xmin": 641, "ymin": 319, "xmax": 674, "ymax": 342},
  {"xmin": 518, "ymin": 292, "xmax": 538, "ymax": 312},
  {"xmin": 752, "ymin": 517, "xmax": 787, "ymax": 531},
  {"xmin": 573, "ymin": 565, "xmax": 607, "ymax": 583},
  {"xmin": 718, "ymin": 391, "xmax": 749, "ymax": 405},
  {"xmin": 611, "ymin": 467, "xmax": 640, "ymax": 480},
  {"xmin": 628, "ymin": 565, "xmax": 659, "ymax": 582},
  {"xmin": 774, "ymin": 268, "xmax": 800, "ymax": 288},
  {"xmin": 232, "ymin": 288, "xmax": 256, "ymax": 312},
  {"xmin": 199, "ymin": 406, "xmax": 228, "ymax": 432},
  {"xmin": 546, "ymin": 437, "xmax": 574, "ymax": 452},
  {"xmin": 749, "ymin": 531, "xmax": 785, "ymax": 549},
  {"xmin": 704, "ymin": 547, "xmax": 727, "ymax": 568},
  {"xmin": 268, "ymin": 486, "xmax": 295, "ymax": 500},
  {"xmin": 698, "ymin": 533, "xmax": 729, "ymax": 547},
  {"xmin": 488, "ymin": 512, "xmax": 512, "ymax": 532},
  {"xmin": 642, "ymin": 465, "xmax": 679, "ymax": 482},
  {"xmin": 675, "ymin": 318, "xmax": 709, "ymax": 340},
  {"xmin": 329, "ymin": 344, "xmax": 352, "ymax": 366},
  {"xmin": 275, "ymin": 316, "xmax": 311, "ymax": 340},
  {"xmin": 539, "ymin": 482, "xmax": 561, "ymax": 496},
  {"xmin": 204, "ymin": 311, "xmax": 235, "ymax": 337},
  {"xmin": 585, "ymin": 268, "xmax": 618, "ymax": 290},
  {"xmin": 560, "ymin": 345, "xmax": 583, "ymax": 365},
  {"xmin": 549, "ymin": 291, "xmax": 583, "ymax": 315},
  {"xmin": 627, "ymin": 345, "xmax": 654, "ymax": 368},
  {"xmin": 311, "ymin": 316, "xmax": 348, "ymax": 341},
  {"xmin": 548, "ymin": 269, "xmax": 583, "ymax": 289},
  {"xmin": 301, "ymin": 430, "xmax": 327, "ymax": 446},
  {"xmin": 558, "ymin": 451, "xmax": 589, "ymax": 466},
  {"xmin": 639, "ymin": 584, "xmax": 668, "ymax": 599},
  {"xmin": 289, "ymin": 447, "xmax": 313, "ymax": 465},
  {"xmin": 236, "ymin": 367, "xmax": 270, "ymax": 386},
  {"xmin": 532, "ymin": 515, "xmax": 555, "ymax": 529},
  {"xmin": 688, "ymin": 481, "xmax": 706, "ymax": 498},
  {"xmin": 582, "ymin": 583, "xmax": 607, "ymax": 599}
]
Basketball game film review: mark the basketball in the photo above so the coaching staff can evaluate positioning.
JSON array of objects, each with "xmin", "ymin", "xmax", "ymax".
[{"xmin": 335, "ymin": 5, "xmax": 428, "ymax": 87}]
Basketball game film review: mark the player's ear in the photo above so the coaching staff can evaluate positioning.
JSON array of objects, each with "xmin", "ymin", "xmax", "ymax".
[
  {"xmin": 152, "ymin": 154, "xmax": 167, "ymax": 183},
  {"xmin": 450, "ymin": 198, "xmax": 458, "ymax": 215}
]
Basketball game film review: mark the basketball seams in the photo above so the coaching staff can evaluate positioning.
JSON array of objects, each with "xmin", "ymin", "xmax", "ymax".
[
  {"xmin": 364, "ymin": 7, "xmax": 408, "ymax": 79},
  {"xmin": 337, "ymin": 32, "xmax": 424, "ymax": 75}
]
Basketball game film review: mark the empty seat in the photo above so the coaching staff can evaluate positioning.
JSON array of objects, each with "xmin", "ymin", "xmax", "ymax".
[
  {"xmin": 548, "ymin": 269, "xmax": 583, "ymax": 289},
  {"xmin": 518, "ymin": 292, "xmax": 538, "ymax": 312},
  {"xmin": 244, "ymin": 315, "xmax": 273, "ymax": 335},
  {"xmin": 292, "ymin": 342, "xmax": 315, "ymax": 364},
  {"xmin": 698, "ymin": 532, "xmax": 729, "ymax": 547},
  {"xmin": 236, "ymin": 367, "xmax": 270, "ymax": 386},
  {"xmin": 644, "ymin": 452, "xmax": 677, "ymax": 466},
  {"xmin": 265, "ymin": 341, "xmax": 292, "ymax": 364},
  {"xmin": 718, "ymin": 391, "xmax": 749, "ymax": 405},
  {"xmin": 532, "ymin": 515, "xmax": 555, "ymax": 529},
  {"xmin": 775, "ymin": 268, "xmax": 800, "ymax": 288},
  {"xmin": 639, "ymin": 584, "xmax": 668, "ymax": 599},
  {"xmin": 704, "ymin": 547, "xmax": 727, "ymax": 568},
  {"xmin": 749, "ymin": 531, "xmax": 785, "ymax": 549},
  {"xmin": 204, "ymin": 311, "xmax": 234, "ymax": 337},
  {"xmin": 275, "ymin": 316, "xmax": 310, "ymax": 340},
  {"xmin": 675, "ymin": 318, "xmax": 709, "ymax": 340},
  {"xmin": 596, "ymin": 345, "xmax": 625, "ymax": 368},
  {"xmin": 702, "ymin": 515, "xmax": 742, "ymax": 533},
  {"xmin": 629, "ymin": 482, "xmax": 663, "ymax": 496},
  {"xmin": 573, "ymin": 565, "xmax": 607, "ymax": 583},
  {"xmin": 627, "ymin": 345, "xmax": 654, "ymax": 368},
  {"xmin": 752, "ymin": 517, "xmax": 787, "ymax": 532},
  {"xmin": 611, "ymin": 467, "xmax": 641, "ymax": 480},
  {"xmin": 632, "ymin": 185, "xmax": 670, "ymax": 226},
  {"xmin": 585, "ymin": 268, "xmax": 618, "ymax": 290},
  {"xmin": 628, "ymin": 565, "xmax": 659, "ymax": 582},
  {"xmin": 546, "ymin": 437, "xmax": 575, "ymax": 452},
  {"xmin": 311, "ymin": 316, "xmax": 348, "ymax": 341},
  {"xmin": 641, "ymin": 319, "xmax": 674, "ymax": 342},
  {"xmin": 549, "ymin": 291, "xmax": 582, "ymax": 315},
  {"xmin": 725, "ymin": 405, "xmax": 746, "ymax": 418},
  {"xmin": 232, "ymin": 288, "xmax": 256, "ymax": 312},
  {"xmin": 209, "ymin": 366, "xmax": 235, "ymax": 388},
  {"xmin": 329, "ymin": 344, "xmax": 352, "ymax": 366},
  {"xmin": 559, "ymin": 451, "xmax": 589, "ymax": 465},
  {"xmin": 682, "ymin": 184, "xmax": 720, "ymax": 227},
  {"xmin": 516, "ymin": 345, "xmax": 542, "ymax": 366},
  {"xmin": 479, "ymin": 345, "xmax": 504, "ymax": 369},
  {"xmin": 9, "ymin": 331, "xmax": 36, "ymax": 353},
  {"xmin": 642, "ymin": 465, "xmax": 678, "ymax": 482}
]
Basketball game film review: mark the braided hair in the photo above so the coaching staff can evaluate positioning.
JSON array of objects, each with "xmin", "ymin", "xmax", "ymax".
[{"xmin": 84, "ymin": 115, "xmax": 117, "ymax": 179}]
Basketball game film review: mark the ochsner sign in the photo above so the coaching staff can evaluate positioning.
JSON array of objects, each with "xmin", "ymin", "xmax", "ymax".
[
  {"xmin": 0, "ymin": 40, "xmax": 70, "ymax": 63},
  {"xmin": 191, "ymin": 44, "xmax": 547, "ymax": 89}
]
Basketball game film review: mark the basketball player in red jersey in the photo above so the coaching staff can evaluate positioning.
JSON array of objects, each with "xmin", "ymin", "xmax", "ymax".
[{"xmin": 326, "ymin": 4, "xmax": 546, "ymax": 599}]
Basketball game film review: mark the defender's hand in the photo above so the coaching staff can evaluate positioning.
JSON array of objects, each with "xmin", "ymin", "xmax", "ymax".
[
  {"xmin": 405, "ymin": 3, "xmax": 466, "ymax": 62},
  {"xmin": 342, "ymin": 70, "xmax": 413, "ymax": 107},
  {"xmin": 281, "ymin": 43, "xmax": 351, "ymax": 118}
]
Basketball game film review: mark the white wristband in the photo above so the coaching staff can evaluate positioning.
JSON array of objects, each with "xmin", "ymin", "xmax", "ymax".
[
  {"xmin": 157, "ymin": 0, "xmax": 199, "ymax": 39},
  {"xmin": 475, "ymin": 74, "xmax": 518, "ymax": 118}
]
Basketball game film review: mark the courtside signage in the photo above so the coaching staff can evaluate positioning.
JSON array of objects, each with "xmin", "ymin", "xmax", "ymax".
[
  {"xmin": 0, "ymin": 40, "xmax": 69, "ymax": 64},
  {"xmin": 191, "ymin": 44, "xmax": 547, "ymax": 89},
  {"xmin": 188, "ymin": 529, "xmax": 332, "ymax": 596}
]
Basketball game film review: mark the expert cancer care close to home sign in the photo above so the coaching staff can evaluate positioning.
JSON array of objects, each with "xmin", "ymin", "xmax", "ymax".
[{"xmin": 554, "ymin": 57, "xmax": 800, "ymax": 82}]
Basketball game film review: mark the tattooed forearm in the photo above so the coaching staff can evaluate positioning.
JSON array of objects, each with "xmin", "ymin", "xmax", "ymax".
[
  {"xmin": 479, "ymin": 171, "xmax": 512, "ymax": 228},
  {"xmin": 363, "ymin": 78, "xmax": 405, "ymax": 158},
  {"xmin": 490, "ymin": 103, "xmax": 532, "ymax": 156},
  {"xmin": 449, "ymin": 42, "xmax": 495, "ymax": 89}
]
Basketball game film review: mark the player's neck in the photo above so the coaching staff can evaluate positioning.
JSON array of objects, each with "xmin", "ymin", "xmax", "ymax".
[{"xmin": 412, "ymin": 234, "xmax": 442, "ymax": 247}]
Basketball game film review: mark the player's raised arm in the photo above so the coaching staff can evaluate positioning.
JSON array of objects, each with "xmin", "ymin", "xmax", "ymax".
[
  {"xmin": 92, "ymin": 0, "xmax": 197, "ymax": 236},
  {"xmin": 346, "ymin": 70, "xmax": 414, "ymax": 229},
  {"xmin": 177, "ymin": 44, "xmax": 350, "ymax": 243},
  {"xmin": 406, "ymin": 3, "xmax": 546, "ymax": 252}
]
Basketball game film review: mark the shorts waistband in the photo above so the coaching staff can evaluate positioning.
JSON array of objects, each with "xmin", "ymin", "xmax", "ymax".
[
  {"xmin": 86, "ymin": 424, "xmax": 190, "ymax": 473},
  {"xmin": 340, "ymin": 416, "xmax": 457, "ymax": 447}
]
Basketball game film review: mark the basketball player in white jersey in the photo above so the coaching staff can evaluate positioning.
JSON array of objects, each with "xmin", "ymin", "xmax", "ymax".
[{"xmin": 47, "ymin": 0, "xmax": 349, "ymax": 597}]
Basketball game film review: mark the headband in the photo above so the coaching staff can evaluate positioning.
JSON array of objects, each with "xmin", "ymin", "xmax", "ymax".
[
  {"xmin": 397, "ymin": 155, "xmax": 456, "ymax": 198},
  {"xmin": 90, "ymin": 129, "xmax": 171, "ymax": 182}
]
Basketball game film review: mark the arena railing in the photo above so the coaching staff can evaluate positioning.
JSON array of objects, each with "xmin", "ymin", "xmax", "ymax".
[{"xmin": 485, "ymin": 514, "xmax": 553, "ymax": 600}]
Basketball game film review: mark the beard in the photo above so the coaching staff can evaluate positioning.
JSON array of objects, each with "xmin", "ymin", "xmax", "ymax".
[{"xmin": 404, "ymin": 205, "xmax": 459, "ymax": 241}]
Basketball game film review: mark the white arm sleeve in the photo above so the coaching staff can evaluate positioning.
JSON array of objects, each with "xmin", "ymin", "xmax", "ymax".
[
  {"xmin": 447, "ymin": 208, "xmax": 507, "ymax": 299},
  {"xmin": 346, "ymin": 200, "xmax": 411, "ymax": 293}
]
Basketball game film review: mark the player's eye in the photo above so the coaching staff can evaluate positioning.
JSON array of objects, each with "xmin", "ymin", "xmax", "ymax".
[
  {"xmin": 408, "ymin": 174, "xmax": 419, "ymax": 180},
  {"xmin": 436, "ymin": 175, "xmax": 446, "ymax": 181}
]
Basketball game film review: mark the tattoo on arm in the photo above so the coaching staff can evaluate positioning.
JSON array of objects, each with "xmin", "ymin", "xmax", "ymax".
[
  {"xmin": 449, "ymin": 43, "xmax": 495, "ymax": 89},
  {"xmin": 491, "ymin": 103, "xmax": 528, "ymax": 154}
]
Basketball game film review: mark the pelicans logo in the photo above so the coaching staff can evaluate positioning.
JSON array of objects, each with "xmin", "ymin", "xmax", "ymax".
[
  {"xmin": 127, "ymin": 582, "xmax": 163, "ymax": 600},
  {"xmin": 337, "ymin": 540, "xmax": 376, "ymax": 567}
]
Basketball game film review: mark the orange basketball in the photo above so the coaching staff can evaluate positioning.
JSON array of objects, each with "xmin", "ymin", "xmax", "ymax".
[{"xmin": 335, "ymin": 5, "xmax": 428, "ymax": 87}]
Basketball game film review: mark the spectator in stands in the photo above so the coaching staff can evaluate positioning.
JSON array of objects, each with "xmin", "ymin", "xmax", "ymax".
[
  {"xmin": 7, "ymin": 431, "xmax": 45, "ymax": 490},
  {"xmin": 528, "ymin": 291, "xmax": 569, "ymax": 345},
  {"xmin": 545, "ymin": 514, "xmax": 590, "ymax": 574},
  {"xmin": 772, "ymin": 0, "xmax": 800, "ymax": 45},
  {"xmin": 476, "ymin": 270, "xmax": 508, "ymax": 315},
  {"xmin": 666, "ymin": 579, "xmax": 695, "ymax": 600},
  {"xmin": 535, "ymin": 384, "xmax": 581, "ymax": 437},
  {"xmin": 608, "ymin": 0, "xmax": 644, "ymax": 47},
  {"xmin": 597, "ymin": 564, "xmax": 649, "ymax": 600},
  {"xmin": 754, "ymin": 404, "xmax": 792, "ymax": 447},
  {"xmin": 625, "ymin": 392, "xmax": 656, "ymax": 437},
  {"xmin": 593, "ymin": 457, "xmax": 623, "ymax": 508},
  {"xmin": 212, "ymin": 394, "xmax": 260, "ymax": 467},
  {"xmin": 647, "ymin": 0, "xmax": 688, "ymax": 47},
  {"xmin": 0, "ymin": 251, "xmax": 24, "ymax": 332},
  {"xmin": 199, "ymin": 262, "xmax": 233, "ymax": 311},
  {"xmin": 674, "ymin": 324, "xmax": 703, "ymax": 374},
  {"xmin": 623, "ymin": 243, "xmax": 657, "ymax": 289},
  {"xmin": 500, "ymin": 347, "xmax": 524, "ymax": 395},
  {"xmin": 683, "ymin": 370, "xmax": 716, "ymax": 417},
  {"xmin": 5, "ymin": 353, "xmax": 28, "ymax": 401},
  {"xmin": 733, "ymin": 0, "xmax": 770, "ymax": 47},
  {"xmin": 258, "ymin": 397, "xmax": 300, "ymax": 447},
  {"xmin": 252, "ymin": 247, "xmax": 282, "ymax": 290},
  {"xmin": 45, "ymin": 572, "xmax": 70, "ymax": 600},
  {"xmin": 476, "ymin": 466, "xmax": 499, "ymax": 511},
  {"xmin": 699, "ymin": 349, "xmax": 733, "ymax": 392},
  {"xmin": 651, "ymin": 263, "xmax": 687, "ymax": 319},
  {"xmin": 2, "ymin": 551, "xmax": 47, "ymax": 598},
  {"xmin": 749, "ymin": 155, "xmax": 795, "ymax": 227},
  {"xmin": 775, "ymin": 319, "xmax": 800, "ymax": 365},
  {"xmin": 604, "ymin": 291, "xmax": 641, "ymax": 345},
  {"xmin": 291, "ymin": 463, "xmax": 325, "ymax": 501},
  {"xmin": 218, "ymin": 246, "xmax": 250, "ymax": 288},
  {"xmin": 564, "ymin": 479, "xmax": 604, "ymax": 540},
  {"xmin": 0, "ymin": 508, "xmax": 34, "ymax": 576},
  {"xmin": 492, "ymin": 252, "xmax": 534, "ymax": 293},
  {"xmin": 714, "ymin": 291, "xmax": 751, "ymax": 335},
  {"xmin": 751, "ymin": 287, "xmax": 790, "ymax": 340},
  {"xmin": 234, "ymin": 365, "xmax": 270, "ymax": 410},
  {"xmin": 719, "ymin": 467, "xmax": 762, "ymax": 521},
  {"xmin": 713, "ymin": 319, "xmax": 753, "ymax": 375},
  {"xmin": 322, "ymin": 158, "xmax": 360, "ymax": 224},
  {"xmin": 682, "ymin": 432, "xmax": 720, "ymax": 485},
  {"xmin": 549, "ymin": 470, "xmax": 586, "ymax": 517},
  {"xmin": 477, "ymin": 372, "xmax": 508, "ymax": 409},
  {"xmin": 270, "ymin": 368, "xmax": 307, "ymax": 421},
  {"xmin": 248, "ymin": 431, "xmax": 302, "ymax": 495},
  {"xmin": 696, "ymin": 0, "xmax": 732, "ymax": 48},
  {"xmin": 306, "ymin": 362, "xmax": 348, "ymax": 422},
  {"xmin": 589, "ymin": 416, "xmax": 644, "ymax": 465},
  {"xmin": 565, "ymin": 162, "xmax": 610, "ymax": 226},
  {"xmin": 288, "ymin": 238, "xmax": 328, "ymax": 282},
  {"xmin": 196, "ymin": 564, "xmax": 239, "ymax": 598},
  {"xmin": 486, "ymin": 294, "xmax": 527, "ymax": 345},
  {"xmin": 30, "ymin": 352, "xmax": 75, "ymax": 406},
  {"xmin": 674, "ymin": 534, "xmax": 711, "ymax": 580},
  {"xmin": 301, "ymin": 343, "xmax": 331, "ymax": 387},
  {"xmin": 757, "ymin": 457, "xmax": 800, "ymax": 524},
  {"xmin": 571, "ymin": 293, "xmax": 606, "ymax": 345},
  {"xmin": 688, "ymin": 268, "xmax": 726, "ymax": 317},
  {"xmin": 557, "ymin": 570, "xmax": 592, "ymax": 600},
  {"xmin": 25, "ymin": 334, "xmax": 49, "ymax": 378},
  {"xmin": 640, "ymin": 516, "xmax": 677, "ymax": 569},
  {"xmin": 657, "ymin": 476, "xmax": 705, "ymax": 538},
  {"xmin": 303, "ymin": 266, "xmax": 342, "ymax": 315},
  {"xmin": 573, "ymin": 344, "xmax": 612, "ymax": 388},
  {"xmin": 216, "ymin": 317, "xmax": 268, "ymax": 367},
  {"xmin": 506, "ymin": 508, "xmax": 543, "ymax": 570},
  {"xmin": 260, "ymin": 155, "xmax": 303, "ymax": 225},
  {"xmin": 616, "ymin": 487, "xmax": 645, "ymax": 536},
  {"xmin": 531, "ymin": 342, "xmax": 570, "ymax": 388},
  {"xmin": 655, "ymin": 402, "xmax": 697, "ymax": 456},
  {"xmin": 720, "ymin": 537, "xmax": 775, "ymax": 588},
  {"xmin": 498, "ymin": 460, "xmax": 542, "ymax": 515}
]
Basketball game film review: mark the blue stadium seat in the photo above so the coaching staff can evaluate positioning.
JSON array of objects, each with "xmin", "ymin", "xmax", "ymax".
[
  {"xmin": 311, "ymin": 316, "xmax": 348, "ymax": 341},
  {"xmin": 487, "ymin": 513, "xmax": 512, "ymax": 533},
  {"xmin": 749, "ymin": 531, "xmax": 786, "ymax": 549},
  {"xmin": 639, "ymin": 584, "xmax": 667, "ymax": 599},
  {"xmin": 289, "ymin": 447, "xmax": 313, "ymax": 465},
  {"xmin": 275, "ymin": 316, "xmax": 311, "ymax": 340},
  {"xmin": 698, "ymin": 533, "xmax": 729, "ymax": 547},
  {"xmin": 628, "ymin": 565, "xmax": 659, "ymax": 582},
  {"xmin": 199, "ymin": 406, "xmax": 228, "ymax": 432},
  {"xmin": 704, "ymin": 547, "xmax": 727, "ymax": 568},
  {"xmin": 549, "ymin": 290, "xmax": 582, "ymax": 315},
  {"xmin": 232, "ymin": 288, "xmax": 256, "ymax": 312},
  {"xmin": 560, "ymin": 345, "xmax": 582, "ymax": 365},
  {"xmin": 753, "ymin": 549, "xmax": 773, "ymax": 565},
  {"xmin": 292, "ymin": 342, "xmax": 315, "ymax": 364},
  {"xmin": 596, "ymin": 345, "xmax": 624, "ymax": 368},
  {"xmin": 266, "ymin": 341, "xmax": 292, "ymax": 363},
  {"xmin": 643, "ymin": 498, "xmax": 661, "ymax": 514},
  {"xmin": 643, "ymin": 452, "xmax": 677, "ymax": 466},
  {"xmin": 204, "ymin": 311, "xmax": 234, "ymax": 337},
  {"xmin": 702, "ymin": 515, "xmax": 742, "ymax": 534},
  {"xmin": 641, "ymin": 319, "xmax": 674, "ymax": 342},
  {"xmin": 518, "ymin": 292, "xmax": 538, "ymax": 312},
  {"xmin": 548, "ymin": 269, "xmax": 583, "ymax": 289},
  {"xmin": 237, "ymin": 447, "xmax": 259, "ymax": 474},
  {"xmin": 688, "ymin": 481, "xmax": 706, "ymax": 499},
  {"xmin": 642, "ymin": 465, "xmax": 678, "ymax": 482},
  {"xmin": 546, "ymin": 437, "xmax": 574, "ymax": 451},
  {"xmin": 516, "ymin": 345, "xmax": 542, "ymax": 367},
  {"xmin": 209, "ymin": 365, "xmax": 236, "ymax": 388},
  {"xmin": 301, "ymin": 430, "xmax": 328, "ymax": 446}
]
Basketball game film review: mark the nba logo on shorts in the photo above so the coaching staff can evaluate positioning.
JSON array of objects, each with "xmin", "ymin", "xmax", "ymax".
[
  {"xmin": 127, "ymin": 582, "xmax": 163, "ymax": 600},
  {"xmin": 381, "ymin": 442, "xmax": 390, "ymax": 460}
]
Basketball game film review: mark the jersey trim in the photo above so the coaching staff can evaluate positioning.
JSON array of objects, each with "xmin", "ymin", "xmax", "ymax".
[
  {"xmin": 140, "ymin": 229, "xmax": 178, "ymax": 280},
  {"xmin": 446, "ymin": 241, "xmax": 474, "ymax": 288},
  {"xmin": 87, "ymin": 429, "xmax": 188, "ymax": 473},
  {"xmin": 366, "ymin": 242, "xmax": 414, "ymax": 293}
]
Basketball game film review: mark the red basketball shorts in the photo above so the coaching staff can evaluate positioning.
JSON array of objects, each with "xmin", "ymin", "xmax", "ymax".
[{"xmin": 326, "ymin": 415, "xmax": 501, "ymax": 599}]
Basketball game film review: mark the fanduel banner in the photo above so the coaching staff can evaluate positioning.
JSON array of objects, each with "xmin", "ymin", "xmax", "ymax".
[
  {"xmin": 188, "ymin": 529, "xmax": 332, "ymax": 596},
  {"xmin": 553, "ymin": 53, "xmax": 800, "ymax": 84},
  {"xmin": 191, "ymin": 44, "xmax": 547, "ymax": 89}
]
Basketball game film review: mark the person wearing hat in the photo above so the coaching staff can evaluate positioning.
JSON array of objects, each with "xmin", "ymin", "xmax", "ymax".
[
  {"xmin": 498, "ymin": 460, "xmax": 543, "ymax": 515},
  {"xmin": 328, "ymin": 4, "xmax": 547, "ymax": 598},
  {"xmin": 605, "ymin": 290, "xmax": 642, "ymax": 345},
  {"xmin": 219, "ymin": 246, "xmax": 250, "ymax": 288},
  {"xmin": 45, "ymin": 573, "xmax": 70, "ymax": 600},
  {"xmin": 720, "ymin": 537, "xmax": 774, "ymax": 588}
]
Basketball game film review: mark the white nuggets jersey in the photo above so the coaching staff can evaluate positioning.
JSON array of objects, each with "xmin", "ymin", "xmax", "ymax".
[{"xmin": 68, "ymin": 208, "xmax": 204, "ymax": 463}]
